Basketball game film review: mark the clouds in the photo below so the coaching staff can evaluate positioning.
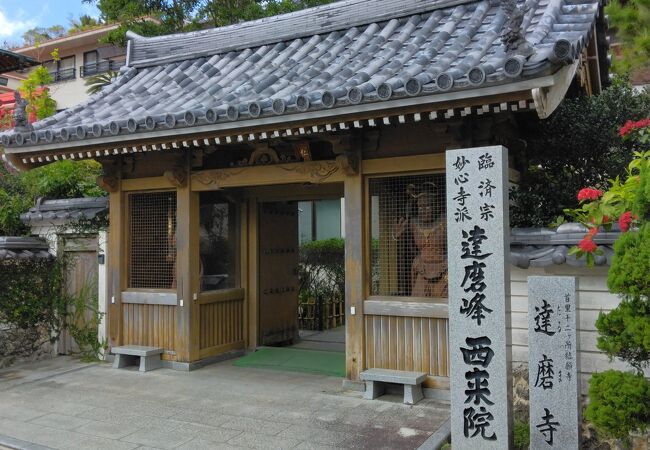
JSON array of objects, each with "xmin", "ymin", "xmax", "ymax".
[{"xmin": 0, "ymin": 9, "xmax": 37, "ymax": 39}]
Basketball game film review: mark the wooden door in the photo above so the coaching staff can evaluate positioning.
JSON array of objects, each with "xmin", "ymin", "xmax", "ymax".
[{"xmin": 258, "ymin": 202, "xmax": 299, "ymax": 346}]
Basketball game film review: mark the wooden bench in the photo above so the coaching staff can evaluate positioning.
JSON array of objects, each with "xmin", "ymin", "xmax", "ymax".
[
  {"xmin": 112, "ymin": 345, "xmax": 163, "ymax": 372},
  {"xmin": 360, "ymin": 368, "xmax": 427, "ymax": 405}
]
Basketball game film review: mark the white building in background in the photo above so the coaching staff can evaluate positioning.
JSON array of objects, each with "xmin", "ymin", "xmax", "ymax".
[{"xmin": 7, "ymin": 24, "xmax": 126, "ymax": 110}]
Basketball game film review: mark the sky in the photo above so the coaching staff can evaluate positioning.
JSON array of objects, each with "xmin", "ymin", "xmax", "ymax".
[{"xmin": 0, "ymin": 0, "xmax": 100, "ymax": 46}]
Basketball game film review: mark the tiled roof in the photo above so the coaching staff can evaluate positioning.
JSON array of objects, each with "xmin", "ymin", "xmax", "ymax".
[
  {"xmin": 1, "ymin": 0, "xmax": 604, "ymax": 151},
  {"xmin": 0, "ymin": 237, "xmax": 53, "ymax": 261},
  {"xmin": 0, "ymin": 49, "xmax": 38, "ymax": 74},
  {"xmin": 20, "ymin": 197, "xmax": 108, "ymax": 225},
  {"xmin": 510, "ymin": 223, "xmax": 618, "ymax": 268}
]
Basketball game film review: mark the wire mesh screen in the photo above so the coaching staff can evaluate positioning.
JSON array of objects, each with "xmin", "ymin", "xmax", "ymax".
[
  {"xmin": 370, "ymin": 174, "xmax": 447, "ymax": 298},
  {"xmin": 128, "ymin": 191, "xmax": 177, "ymax": 289}
]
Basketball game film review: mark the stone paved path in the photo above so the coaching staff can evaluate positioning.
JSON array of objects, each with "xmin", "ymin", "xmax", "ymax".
[{"xmin": 0, "ymin": 357, "xmax": 449, "ymax": 449}]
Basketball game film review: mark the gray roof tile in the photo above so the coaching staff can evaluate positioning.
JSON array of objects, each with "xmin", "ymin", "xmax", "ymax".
[
  {"xmin": 0, "ymin": 237, "xmax": 53, "ymax": 261},
  {"xmin": 510, "ymin": 223, "xmax": 619, "ymax": 268},
  {"xmin": 20, "ymin": 197, "xmax": 108, "ymax": 225},
  {"xmin": 1, "ymin": 0, "xmax": 604, "ymax": 150}
]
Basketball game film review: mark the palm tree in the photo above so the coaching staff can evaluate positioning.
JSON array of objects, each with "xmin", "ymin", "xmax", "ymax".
[
  {"xmin": 85, "ymin": 70, "xmax": 118, "ymax": 95},
  {"xmin": 69, "ymin": 15, "xmax": 102, "ymax": 34}
]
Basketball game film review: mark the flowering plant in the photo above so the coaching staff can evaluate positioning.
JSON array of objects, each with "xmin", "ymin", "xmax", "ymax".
[{"xmin": 566, "ymin": 119, "xmax": 650, "ymax": 266}]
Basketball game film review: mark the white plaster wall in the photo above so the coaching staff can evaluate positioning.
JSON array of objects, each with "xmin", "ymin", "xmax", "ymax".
[
  {"xmin": 48, "ymin": 76, "xmax": 89, "ymax": 110},
  {"xmin": 509, "ymin": 265, "xmax": 650, "ymax": 395},
  {"xmin": 97, "ymin": 231, "xmax": 108, "ymax": 359}
]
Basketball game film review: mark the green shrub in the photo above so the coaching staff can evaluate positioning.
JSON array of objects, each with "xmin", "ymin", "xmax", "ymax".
[
  {"xmin": 66, "ymin": 279, "xmax": 107, "ymax": 362},
  {"xmin": 299, "ymin": 238, "xmax": 345, "ymax": 299},
  {"xmin": 584, "ymin": 370, "xmax": 650, "ymax": 442},
  {"xmin": 607, "ymin": 223, "xmax": 650, "ymax": 298},
  {"xmin": 510, "ymin": 79, "xmax": 650, "ymax": 227},
  {"xmin": 0, "ymin": 258, "xmax": 68, "ymax": 357},
  {"xmin": 596, "ymin": 297, "xmax": 650, "ymax": 370},
  {"xmin": 514, "ymin": 420, "xmax": 530, "ymax": 450}
]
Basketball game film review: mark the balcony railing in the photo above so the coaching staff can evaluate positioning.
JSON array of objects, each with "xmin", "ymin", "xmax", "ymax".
[
  {"xmin": 48, "ymin": 67, "xmax": 76, "ymax": 83},
  {"xmin": 80, "ymin": 59, "xmax": 125, "ymax": 78}
]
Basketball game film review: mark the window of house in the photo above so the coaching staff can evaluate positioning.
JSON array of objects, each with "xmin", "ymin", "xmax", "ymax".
[
  {"xmin": 0, "ymin": 77, "xmax": 7, "ymax": 87},
  {"xmin": 199, "ymin": 192, "xmax": 239, "ymax": 291},
  {"xmin": 369, "ymin": 174, "xmax": 447, "ymax": 298},
  {"xmin": 82, "ymin": 50, "xmax": 98, "ymax": 76},
  {"xmin": 128, "ymin": 191, "xmax": 177, "ymax": 289},
  {"xmin": 58, "ymin": 56, "xmax": 75, "ymax": 80},
  {"xmin": 43, "ymin": 56, "xmax": 75, "ymax": 82}
]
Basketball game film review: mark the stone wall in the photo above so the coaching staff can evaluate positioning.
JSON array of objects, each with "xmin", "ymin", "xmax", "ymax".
[{"xmin": 0, "ymin": 324, "xmax": 54, "ymax": 368}]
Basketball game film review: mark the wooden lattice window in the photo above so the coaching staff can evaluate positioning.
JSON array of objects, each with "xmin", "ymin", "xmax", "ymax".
[
  {"xmin": 369, "ymin": 174, "xmax": 447, "ymax": 298},
  {"xmin": 128, "ymin": 191, "xmax": 177, "ymax": 289}
]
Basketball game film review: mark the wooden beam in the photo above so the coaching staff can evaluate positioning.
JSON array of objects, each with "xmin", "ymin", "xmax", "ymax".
[
  {"xmin": 363, "ymin": 298, "xmax": 448, "ymax": 319},
  {"xmin": 122, "ymin": 290, "xmax": 177, "ymax": 305},
  {"xmin": 121, "ymin": 176, "xmax": 176, "ymax": 191},
  {"xmin": 191, "ymin": 160, "xmax": 345, "ymax": 191},
  {"xmin": 107, "ymin": 179, "xmax": 123, "ymax": 348},
  {"xmin": 247, "ymin": 197, "xmax": 259, "ymax": 348},
  {"xmin": 344, "ymin": 151, "xmax": 364, "ymax": 381},
  {"xmin": 240, "ymin": 200, "xmax": 250, "ymax": 348},
  {"xmin": 363, "ymin": 154, "xmax": 445, "ymax": 175},
  {"xmin": 175, "ymin": 156, "xmax": 200, "ymax": 362},
  {"xmin": 198, "ymin": 288, "xmax": 245, "ymax": 305}
]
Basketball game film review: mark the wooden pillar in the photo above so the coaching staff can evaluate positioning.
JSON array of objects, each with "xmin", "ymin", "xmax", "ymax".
[
  {"xmin": 246, "ymin": 197, "xmax": 259, "ymax": 348},
  {"xmin": 175, "ymin": 161, "xmax": 200, "ymax": 362},
  {"xmin": 107, "ymin": 182, "xmax": 123, "ymax": 348},
  {"xmin": 344, "ymin": 156, "xmax": 364, "ymax": 380}
]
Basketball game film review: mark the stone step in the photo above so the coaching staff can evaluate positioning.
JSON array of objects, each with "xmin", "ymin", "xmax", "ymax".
[
  {"xmin": 111, "ymin": 345, "xmax": 163, "ymax": 372},
  {"xmin": 112, "ymin": 345, "xmax": 163, "ymax": 356},
  {"xmin": 360, "ymin": 368, "xmax": 427, "ymax": 385}
]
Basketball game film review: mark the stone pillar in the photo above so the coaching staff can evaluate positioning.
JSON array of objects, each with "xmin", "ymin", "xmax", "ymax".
[
  {"xmin": 446, "ymin": 146, "xmax": 512, "ymax": 449},
  {"xmin": 528, "ymin": 276, "xmax": 579, "ymax": 449}
]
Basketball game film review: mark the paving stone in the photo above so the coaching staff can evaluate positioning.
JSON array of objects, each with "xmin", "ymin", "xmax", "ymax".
[
  {"xmin": 0, "ymin": 404, "xmax": 47, "ymax": 422},
  {"xmin": 0, "ymin": 359, "xmax": 450, "ymax": 450},
  {"xmin": 60, "ymin": 435, "xmax": 140, "ymax": 450},
  {"xmin": 227, "ymin": 431, "xmax": 301, "ymax": 450},
  {"xmin": 120, "ymin": 427, "xmax": 195, "ymax": 449},
  {"xmin": 177, "ymin": 423, "xmax": 242, "ymax": 443},
  {"xmin": 0, "ymin": 418, "xmax": 87, "ymax": 449},
  {"xmin": 176, "ymin": 438, "xmax": 249, "ymax": 450},
  {"xmin": 221, "ymin": 416, "xmax": 292, "ymax": 436},
  {"xmin": 74, "ymin": 419, "xmax": 143, "ymax": 440},
  {"xmin": 278, "ymin": 425, "xmax": 348, "ymax": 446},
  {"xmin": 30, "ymin": 412, "xmax": 91, "ymax": 431},
  {"xmin": 293, "ymin": 442, "xmax": 345, "ymax": 450}
]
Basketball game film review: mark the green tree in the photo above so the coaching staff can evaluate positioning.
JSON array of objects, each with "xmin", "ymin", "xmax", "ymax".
[
  {"xmin": 564, "ymin": 120, "xmax": 650, "ymax": 445},
  {"xmin": 511, "ymin": 78, "xmax": 650, "ymax": 227},
  {"xmin": 84, "ymin": 0, "xmax": 333, "ymax": 46},
  {"xmin": 607, "ymin": 0, "xmax": 650, "ymax": 76},
  {"xmin": 68, "ymin": 15, "xmax": 103, "ymax": 34},
  {"xmin": 0, "ymin": 51, "xmax": 104, "ymax": 236},
  {"xmin": 85, "ymin": 70, "xmax": 119, "ymax": 95},
  {"xmin": 21, "ymin": 25, "xmax": 67, "ymax": 46}
]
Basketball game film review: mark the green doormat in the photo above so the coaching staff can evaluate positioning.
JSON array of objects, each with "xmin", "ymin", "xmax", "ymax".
[{"xmin": 234, "ymin": 347, "xmax": 345, "ymax": 377}]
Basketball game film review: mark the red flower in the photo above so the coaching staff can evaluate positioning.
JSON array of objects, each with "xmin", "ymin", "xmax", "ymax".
[
  {"xmin": 578, "ymin": 236, "xmax": 598, "ymax": 253},
  {"xmin": 618, "ymin": 211, "xmax": 634, "ymax": 232},
  {"xmin": 578, "ymin": 188, "xmax": 604, "ymax": 202},
  {"xmin": 587, "ymin": 227, "xmax": 599, "ymax": 237},
  {"xmin": 619, "ymin": 118, "xmax": 650, "ymax": 137}
]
